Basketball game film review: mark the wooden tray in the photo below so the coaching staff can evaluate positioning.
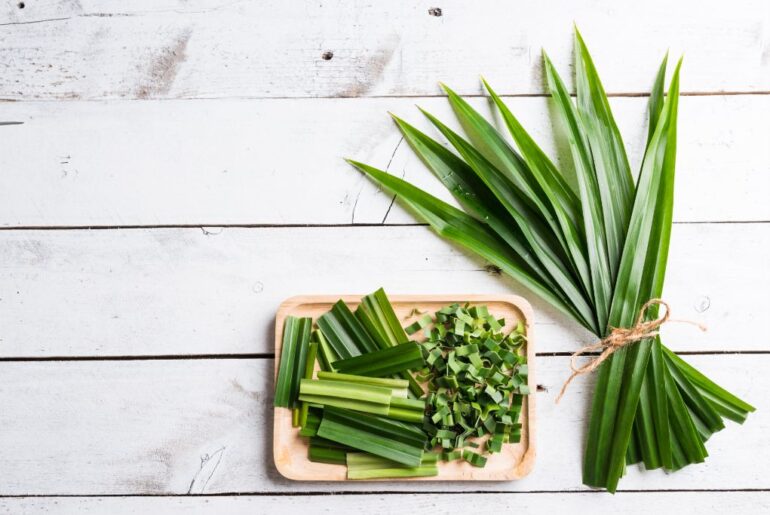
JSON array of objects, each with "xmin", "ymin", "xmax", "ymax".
[{"xmin": 273, "ymin": 294, "xmax": 536, "ymax": 481}]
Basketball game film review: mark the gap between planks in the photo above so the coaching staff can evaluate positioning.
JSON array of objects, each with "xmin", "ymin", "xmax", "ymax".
[
  {"xmin": 1, "ymin": 91, "xmax": 769, "ymax": 103},
  {"xmin": 1, "ymin": 220, "xmax": 768, "ymax": 231},
  {"xmin": 0, "ymin": 350, "xmax": 767, "ymax": 363},
  {"xmin": 1, "ymin": 488, "xmax": 769, "ymax": 498}
]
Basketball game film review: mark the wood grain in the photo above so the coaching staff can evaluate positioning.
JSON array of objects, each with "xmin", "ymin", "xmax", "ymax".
[
  {"xmin": 0, "ymin": 95, "xmax": 767, "ymax": 227},
  {"xmin": 0, "ymin": 354, "xmax": 763, "ymax": 495},
  {"xmin": 2, "ymin": 492, "xmax": 768, "ymax": 514},
  {"xmin": 0, "ymin": 223, "xmax": 766, "ymax": 358},
  {"xmin": 272, "ymin": 295, "xmax": 535, "ymax": 481},
  {"xmin": 0, "ymin": 0, "xmax": 767, "ymax": 100},
  {"xmin": 0, "ymin": 0, "xmax": 767, "ymax": 507}
]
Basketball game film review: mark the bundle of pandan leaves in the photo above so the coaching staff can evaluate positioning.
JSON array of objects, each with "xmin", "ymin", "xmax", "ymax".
[{"xmin": 347, "ymin": 29, "xmax": 754, "ymax": 492}]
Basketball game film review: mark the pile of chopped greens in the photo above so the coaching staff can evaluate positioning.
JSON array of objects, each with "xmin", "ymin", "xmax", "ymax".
[
  {"xmin": 273, "ymin": 287, "xmax": 530, "ymax": 479},
  {"xmin": 413, "ymin": 304, "xmax": 528, "ymax": 465}
]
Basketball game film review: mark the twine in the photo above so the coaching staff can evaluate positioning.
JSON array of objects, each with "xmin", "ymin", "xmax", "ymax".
[{"xmin": 555, "ymin": 299, "xmax": 707, "ymax": 403}]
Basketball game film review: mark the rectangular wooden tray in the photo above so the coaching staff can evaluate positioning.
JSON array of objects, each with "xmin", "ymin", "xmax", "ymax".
[{"xmin": 273, "ymin": 294, "xmax": 536, "ymax": 481}]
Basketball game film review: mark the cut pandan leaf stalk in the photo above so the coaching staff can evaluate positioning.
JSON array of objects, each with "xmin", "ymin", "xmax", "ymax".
[
  {"xmin": 308, "ymin": 436, "xmax": 356, "ymax": 464},
  {"xmin": 300, "ymin": 379, "xmax": 394, "ymax": 404},
  {"xmin": 317, "ymin": 299, "xmax": 380, "ymax": 359},
  {"xmin": 347, "ymin": 466, "xmax": 438, "ymax": 479},
  {"xmin": 389, "ymin": 396, "xmax": 426, "ymax": 412},
  {"xmin": 347, "ymin": 452, "xmax": 438, "ymax": 469},
  {"xmin": 298, "ymin": 379, "xmax": 392, "ymax": 416},
  {"xmin": 299, "ymin": 409, "xmax": 322, "ymax": 437},
  {"xmin": 274, "ymin": 316, "xmax": 312, "ymax": 408},
  {"xmin": 313, "ymin": 329, "xmax": 338, "ymax": 372},
  {"xmin": 441, "ymin": 450, "xmax": 462, "ymax": 461},
  {"xmin": 291, "ymin": 321, "xmax": 313, "ymax": 409},
  {"xmin": 316, "ymin": 371, "xmax": 409, "ymax": 393},
  {"xmin": 355, "ymin": 288, "xmax": 425, "ymax": 397},
  {"xmin": 346, "ymin": 452, "xmax": 438, "ymax": 479},
  {"xmin": 356, "ymin": 288, "xmax": 409, "ymax": 347},
  {"xmin": 386, "ymin": 407, "xmax": 425, "ymax": 423},
  {"xmin": 298, "ymin": 340, "xmax": 319, "ymax": 428},
  {"xmin": 462, "ymin": 450, "xmax": 488, "ymax": 468},
  {"xmin": 405, "ymin": 314, "xmax": 433, "ymax": 335},
  {"xmin": 298, "ymin": 394, "xmax": 391, "ymax": 416},
  {"xmin": 298, "ymin": 378, "xmax": 424, "ymax": 422},
  {"xmin": 317, "ymin": 407, "xmax": 427, "ymax": 467},
  {"xmin": 333, "ymin": 342, "xmax": 425, "ymax": 377},
  {"xmin": 308, "ymin": 446, "xmax": 346, "ymax": 465}
]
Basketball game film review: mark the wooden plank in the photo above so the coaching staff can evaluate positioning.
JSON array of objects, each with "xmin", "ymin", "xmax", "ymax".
[
  {"xmin": 0, "ymin": 0, "xmax": 767, "ymax": 100},
  {"xmin": 0, "ymin": 354, "xmax": 763, "ymax": 495},
  {"xmin": 0, "ymin": 95, "xmax": 767, "ymax": 227},
  {"xmin": 1, "ymin": 223, "xmax": 766, "ymax": 358},
  {"xmin": 272, "ymin": 294, "xmax": 535, "ymax": 481},
  {"xmin": 1, "ymin": 492, "xmax": 768, "ymax": 514}
]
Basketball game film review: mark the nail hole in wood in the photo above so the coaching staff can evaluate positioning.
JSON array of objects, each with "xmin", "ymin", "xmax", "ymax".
[
  {"xmin": 321, "ymin": 51, "xmax": 334, "ymax": 61},
  {"xmin": 428, "ymin": 7, "xmax": 442, "ymax": 16}
]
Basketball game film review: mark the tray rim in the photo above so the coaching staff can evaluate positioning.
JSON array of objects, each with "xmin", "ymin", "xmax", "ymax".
[{"xmin": 272, "ymin": 293, "xmax": 537, "ymax": 481}]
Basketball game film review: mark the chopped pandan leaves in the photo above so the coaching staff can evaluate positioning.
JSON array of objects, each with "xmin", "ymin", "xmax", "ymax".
[{"xmin": 274, "ymin": 316, "xmax": 313, "ymax": 408}]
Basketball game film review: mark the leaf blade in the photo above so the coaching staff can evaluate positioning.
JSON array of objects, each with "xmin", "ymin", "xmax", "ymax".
[
  {"xmin": 392, "ymin": 114, "xmax": 594, "ymax": 326},
  {"xmin": 602, "ymin": 60, "xmax": 683, "ymax": 492},
  {"xmin": 347, "ymin": 159, "xmax": 594, "ymax": 330},
  {"xmin": 544, "ymin": 52, "xmax": 613, "ymax": 334},
  {"xmin": 574, "ymin": 29, "xmax": 635, "ymax": 282}
]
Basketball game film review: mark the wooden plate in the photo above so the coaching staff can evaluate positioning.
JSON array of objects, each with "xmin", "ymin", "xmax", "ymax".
[{"xmin": 273, "ymin": 294, "xmax": 536, "ymax": 481}]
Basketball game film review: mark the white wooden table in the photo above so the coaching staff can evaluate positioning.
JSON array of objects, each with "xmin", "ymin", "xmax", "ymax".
[{"xmin": 1, "ymin": 1, "xmax": 768, "ymax": 513}]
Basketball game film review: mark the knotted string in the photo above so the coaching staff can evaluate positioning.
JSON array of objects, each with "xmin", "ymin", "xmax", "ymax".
[{"xmin": 555, "ymin": 299, "xmax": 707, "ymax": 403}]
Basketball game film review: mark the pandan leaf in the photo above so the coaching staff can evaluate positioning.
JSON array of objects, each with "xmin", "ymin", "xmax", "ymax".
[
  {"xmin": 418, "ymin": 109, "xmax": 598, "ymax": 332},
  {"xmin": 544, "ymin": 51, "xmax": 612, "ymax": 334},
  {"xmin": 594, "ymin": 60, "xmax": 682, "ymax": 492},
  {"xmin": 574, "ymin": 29, "xmax": 635, "ymax": 282},
  {"xmin": 347, "ymin": 159, "xmax": 592, "ymax": 329},
  {"xmin": 317, "ymin": 300, "xmax": 380, "ymax": 359},
  {"xmin": 345, "ymin": 29, "xmax": 754, "ymax": 491}
]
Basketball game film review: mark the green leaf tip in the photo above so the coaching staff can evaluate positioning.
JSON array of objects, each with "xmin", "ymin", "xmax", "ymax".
[
  {"xmin": 345, "ymin": 158, "xmax": 372, "ymax": 174},
  {"xmin": 417, "ymin": 106, "xmax": 441, "ymax": 125},
  {"xmin": 573, "ymin": 22, "xmax": 583, "ymax": 39},
  {"xmin": 389, "ymin": 112, "xmax": 408, "ymax": 128},
  {"xmin": 439, "ymin": 82, "xmax": 461, "ymax": 99}
]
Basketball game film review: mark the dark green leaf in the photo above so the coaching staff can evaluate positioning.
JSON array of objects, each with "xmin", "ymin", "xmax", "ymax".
[
  {"xmin": 347, "ymin": 159, "xmax": 592, "ymax": 329},
  {"xmin": 574, "ymin": 29, "xmax": 635, "ymax": 282},
  {"xmin": 544, "ymin": 52, "xmax": 613, "ymax": 334},
  {"xmin": 318, "ymin": 300, "xmax": 380, "ymax": 359}
]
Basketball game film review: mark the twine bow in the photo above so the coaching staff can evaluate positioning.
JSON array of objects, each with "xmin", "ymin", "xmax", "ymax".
[{"xmin": 555, "ymin": 299, "xmax": 706, "ymax": 403}]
